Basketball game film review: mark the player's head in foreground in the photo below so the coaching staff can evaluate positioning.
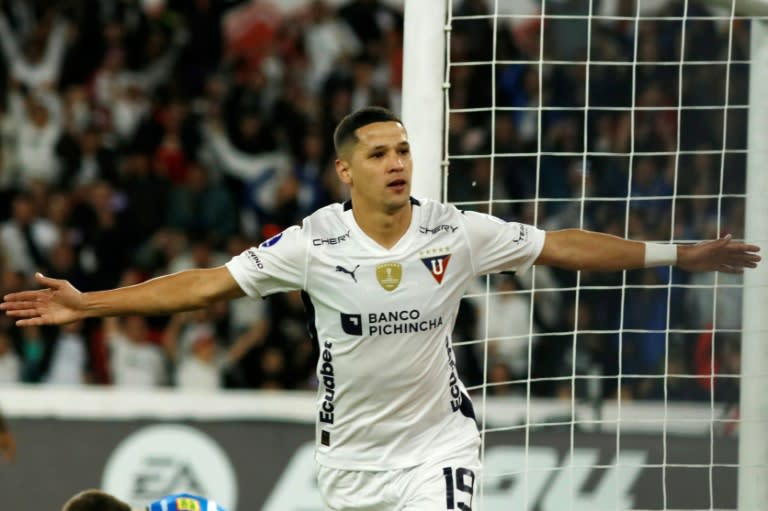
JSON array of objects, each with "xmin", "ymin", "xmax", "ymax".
[
  {"xmin": 60, "ymin": 489, "xmax": 227, "ymax": 511},
  {"xmin": 333, "ymin": 106, "xmax": 413, "ymax": 217},
  {"xmin": 61, "ymin": 490, "xmax": 131, "ymax": 511}
]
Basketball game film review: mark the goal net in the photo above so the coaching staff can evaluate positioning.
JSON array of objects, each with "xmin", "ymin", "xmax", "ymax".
[{"xmin": 402, "ymin": 1, "xmax": 768, "ymax": 510}]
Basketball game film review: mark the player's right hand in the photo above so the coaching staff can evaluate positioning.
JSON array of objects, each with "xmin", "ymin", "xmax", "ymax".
[{"xmin": 0, "ymin": 273, "xmax": 85, "ymax": 326}]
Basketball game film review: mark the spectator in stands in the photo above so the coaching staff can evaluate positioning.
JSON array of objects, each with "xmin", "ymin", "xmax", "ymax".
[
  {"xmin": 103, "ymin": 315, "xmax": 166, "ymax": 387},
  {"xmin": 337, "ymin": 0, "xmax": 402, "ymax": 58},
  {"xmin": 253, "ymin": 290, "xmax": 315, "ymax": 389},
  {"xmin": 291, "ymin": 128, "xmax": 335, "ymax": 218},
  {"xmin": 57, "ymin": 125, "xmax": 119, "ymax": 189},
  {"xmin": 43, "ymin": 320, "xmax": 89, "ymax": 385},
  {"xmin": 0, "ymin": 0, "xmax": 754, "ymax": 403},
  {"xmin": 116, "ymin": 150, "xmax": 171, "ymax": 247},
  {"xmin": 621, "ymin": 268, "xmax": 671, "ymax": 398},
  {"xmin": 73, "ymin": 181, "xmax": 131, "ymax": 289},
  {"xmin": 470, "ymin": 274, "xmax": 539, "ymax": 387},
  {"xmin": 163, "ymin": 306, "xmax": 264, "ymax": 390},
  {"xmin": 91, "ymin": 22, "xmax": 185, "ymax": 114},
  {"xmin": 302, "ymin": 0, "xmax": 361, "ymax": 95},
  {"xmin": 630, "ymin": 156, "xmax": 673, "ymax": 230},
  {"xmin": 0, "ymin": 328, "xmax": 21, "ymax": 384},
  {"xmin": 7, "ymin": 81, "xmax": 64, "ymax": 188},
  {"xmin": 60, "ymin": 85, "xmax": 92, "ymax": 138},
  {"xmin": 101, "ymin": 73, "xmax": 151, "ymax": 146},
  {"xmin": 0, "ymin": 7, "xmax": 69, "ymax": 89},
  {"xmin": 0, "ymin": 191, "xmax": 59, "ymax": 276},
  {"xmin": 204, "ymin": 117, "xmax": 292, "ymax": 238},
  {"xmin": 541, "ymin": 159, "xmax": 597, "ymax": 232},
  {"xmin": 166, "ymin": 233, "xmax": 229, "ymax": 275},
  {"xmin": 45, "ymin": 190, "xmax": 77, "ymax": 246},
  {"xmin": 144, "ymin": 100, "xmax": 198, "ymax": 182},
  {"xmin": 348, "ymin": 53, "xmax": 390, "ymax": 112},
  {"xmin": 165, "ymin": 162, "xmax": 238, "ymax": 246},
  {"xmin": 15, "ymin": 324, "xmax": 48, "ymax": 383}
]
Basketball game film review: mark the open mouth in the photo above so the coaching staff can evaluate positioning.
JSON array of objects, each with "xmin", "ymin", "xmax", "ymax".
[{"xmin": 388, "ymin": 179, "xmax": 407, "ymax": 188}]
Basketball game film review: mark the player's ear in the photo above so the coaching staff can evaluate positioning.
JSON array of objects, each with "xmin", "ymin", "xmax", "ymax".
[{"xmin": 336, "ymin": 158, "xmax": 352, "ymax": 185}]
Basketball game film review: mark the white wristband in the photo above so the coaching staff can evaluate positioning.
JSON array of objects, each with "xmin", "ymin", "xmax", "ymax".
[{"xmin": 644, "ymin": 242, "xmax": 678, "ymax": 267}]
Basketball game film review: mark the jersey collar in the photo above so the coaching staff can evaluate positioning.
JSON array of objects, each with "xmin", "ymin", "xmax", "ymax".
[{"xmin": 342, "ymin": 196, "xmax": 421, "ymax": 211}]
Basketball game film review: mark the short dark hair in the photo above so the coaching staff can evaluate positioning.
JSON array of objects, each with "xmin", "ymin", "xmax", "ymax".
[
  {"xmin": 61, "ymin": 489, "xmax": 132, "ymax": 511},
  {"xmin": 333, "ymin": 106, "xmax": 402, "ymax": 156}
]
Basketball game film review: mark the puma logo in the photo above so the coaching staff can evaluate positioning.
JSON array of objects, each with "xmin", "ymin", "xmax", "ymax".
[{"xmin": 335, "ymin": 264, "xmax": 360, "ymax": 283}]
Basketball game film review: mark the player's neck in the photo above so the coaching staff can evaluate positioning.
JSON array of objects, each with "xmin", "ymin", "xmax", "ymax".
[{"xmin": 351, "ymin": 200, "xmax": 412, "ymax": 249}]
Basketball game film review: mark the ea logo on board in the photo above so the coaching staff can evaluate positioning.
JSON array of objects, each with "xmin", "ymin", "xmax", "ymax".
[{"xmin": 102, "ymin": 424, "xmax": 237, "ymax": 510}]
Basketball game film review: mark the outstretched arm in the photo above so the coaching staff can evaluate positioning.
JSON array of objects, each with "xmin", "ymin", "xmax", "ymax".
[
  {"xmin": 536, "ymin": 229, "xmax": 761, "ymax": 273},
  {"xmin": 1, "ymin": 266, "xmax": 246, "ymax": 327}
]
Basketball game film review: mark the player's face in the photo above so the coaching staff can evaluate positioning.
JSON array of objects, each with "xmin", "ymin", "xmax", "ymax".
[{"xmin": 336, "ymin": 121, "xmax": 412, "ymax": 214}]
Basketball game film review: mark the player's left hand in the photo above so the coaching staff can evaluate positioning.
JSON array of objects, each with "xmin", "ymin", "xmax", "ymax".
[{"xmin": 677, "ymin": 234, "xmax": 761, "ymax": 273}]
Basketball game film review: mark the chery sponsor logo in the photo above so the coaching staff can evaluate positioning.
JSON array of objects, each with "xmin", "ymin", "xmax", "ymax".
[
  {"xmin": 419, "ymin": 224, "xmax": 458, "ymax": 235},
  {"xmin": 313, "ymin": 230, "xmax": 351, "ymax": 246}
]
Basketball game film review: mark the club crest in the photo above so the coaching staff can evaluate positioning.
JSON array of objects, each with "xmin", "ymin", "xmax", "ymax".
[
  {"xmin": 421, "ymin": 254, "xmax": 451, "ymax": 284},
  {"xmin": 376, "ymin": 263, "xmax": 402, "ymax": 291}
]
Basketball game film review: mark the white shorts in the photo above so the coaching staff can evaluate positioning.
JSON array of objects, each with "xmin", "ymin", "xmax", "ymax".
[{"xmin": 317, "ymin": 441, "xmax": 481, "ymax": 511}]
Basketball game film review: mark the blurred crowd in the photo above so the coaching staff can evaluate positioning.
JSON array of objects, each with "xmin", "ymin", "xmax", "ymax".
[
  {"xmin": 449, "ymin": 0, "xmax": 748, "ymax": 403},
  {"xmin": 0, "ymin": 0, "xmax": 748, "ymax": 403}
]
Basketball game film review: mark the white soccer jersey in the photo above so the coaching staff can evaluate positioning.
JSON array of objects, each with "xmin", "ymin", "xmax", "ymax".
[{"xmin": 226, "ymin": 197, "xmax": 546, "ymax": 470}]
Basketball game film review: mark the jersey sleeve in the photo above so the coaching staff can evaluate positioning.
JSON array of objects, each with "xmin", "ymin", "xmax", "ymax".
[
  {"xmin": 225, "ymin": 225, "xmax": 307, "ymax": 298},
  {"xmin": 461, "ymin": 210, "xmax": 545, "ymax": 276}
]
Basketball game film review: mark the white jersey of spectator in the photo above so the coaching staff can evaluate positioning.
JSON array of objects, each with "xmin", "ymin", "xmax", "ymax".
[
  {"xmin": 0, "ymin": 109, "xmax": 19, "ymax": 187},
  {"xmin": 304, "ymin": 6, "xmax": 361, "ymax": 94},
  {"xmin": 0, "ymin": 332, "xmax": 21, "ymax": 384},
  {"xmin": 513, "ymin": 263, "xmax": 561, "ymax": 330},
  {"xmin": 110, "ymin": 82, "xmax": 151, "ymax": 143},
  {"xmin": 174, "ymin": 321, "xmax": 221, "ymax": 390},
  {"xmin": 229, "ymin": 293, "xmax": 268, "ymax": 337},
  {"xmin": 93, "ymin": 32, "xmax": 186, "ymax": 108},
  {"xmin": 205, "ymin": 123, "xmax": 293, "ymax": 236},
  {"xmin": 226, "ymin": 197, "xmax": 545, "ymax": 470},
  {"xmin": 108, "ymin": 329, "xmax": 166, "ymax": 387},
  {"xmin": 8, "ymin": 89, "xmax": 63, "ymax": 187},
  {"xmin": 685, "ymin": 271, "xmax": 744, "ymax": 330},
  {"xmin": 0, "ymin": 13, "xmax": 68, "ymax": 88},
  {"xmin": 0, "ymin": 211, "xmax": 59, "ymax": 277},
  {"xmin": 175, "ymin": 355, "xmax": 222, "ymax": 390},
  {"xmin": 206, "ymin": 124, "xmax": 292, "ymax": 208},
  {"xmin": 470, "ymin": 276, "xmax": 539, "ymax": 377},
  {"xmin": 44, "ymin": 330, "xmax": 87, "ymax": 385}
]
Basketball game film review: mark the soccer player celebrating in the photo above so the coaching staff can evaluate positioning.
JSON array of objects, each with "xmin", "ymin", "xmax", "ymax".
[
  {"xmin": 61, "ymin": 489, "xmax": 227, "ymax": 511},
  {"xmin": 3, "ymin": 107, "xmax": 761, "ymax": 510}
]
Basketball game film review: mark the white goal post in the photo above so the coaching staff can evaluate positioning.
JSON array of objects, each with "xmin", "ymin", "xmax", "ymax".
[
  {"xmin": 739, "ymin": 8, "xmax": 768, "ymax": 511},
  {"xmin": 402, "ymin": 0, "xmax": 448, "ymax": 200},
  {"xmin": 403, "ymin": 1, "xmax": 768, "ymax": 510}
]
